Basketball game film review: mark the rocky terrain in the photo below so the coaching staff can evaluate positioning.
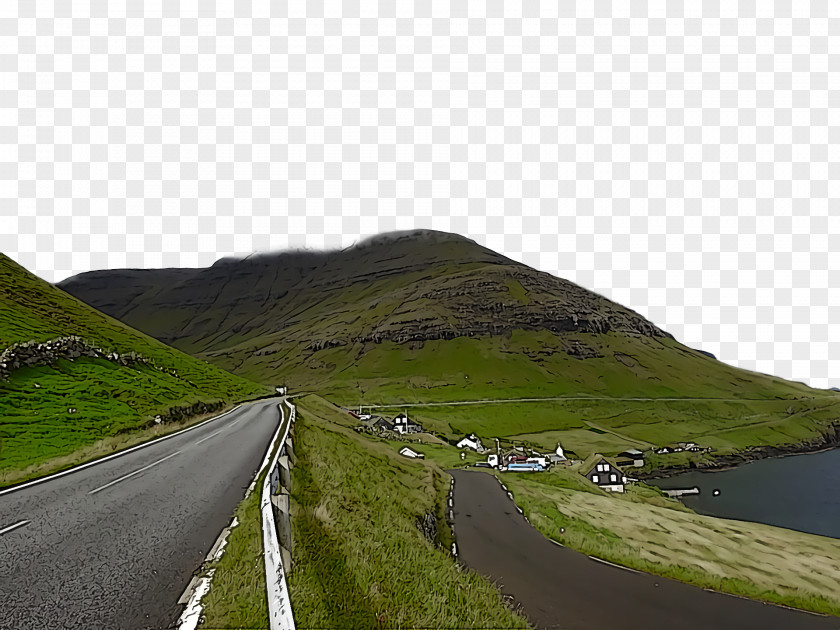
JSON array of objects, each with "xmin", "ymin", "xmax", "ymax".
[{"xmin": 0, "ymin": 335, "xmax": 184, "ymax": 382}]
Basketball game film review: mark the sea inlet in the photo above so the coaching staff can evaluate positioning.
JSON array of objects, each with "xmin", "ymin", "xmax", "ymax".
[{"xmin": 651, "ymin": 447, "xmax": 840, "ymax": 539}]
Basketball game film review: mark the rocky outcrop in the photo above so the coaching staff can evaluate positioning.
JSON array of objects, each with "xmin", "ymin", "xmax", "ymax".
[
  {"xmin": 418, "ymin": 511, "xmax": 438, "ymax": 544},
  {"xmin": 0, "ymin": 336, "xmax": 185, "ymax": 382},
  {"xmin": 333, "ymin": 268, "xmax": 670, "ymax": 352},
  {"xmin": 153, "ymin": 399, "xmax": 225, "ymax": 425}
]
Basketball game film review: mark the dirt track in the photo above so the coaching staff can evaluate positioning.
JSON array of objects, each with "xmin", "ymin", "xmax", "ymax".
[{"xmin": 449, "ymin": 469, "xmax": 840, "ymax": 630}]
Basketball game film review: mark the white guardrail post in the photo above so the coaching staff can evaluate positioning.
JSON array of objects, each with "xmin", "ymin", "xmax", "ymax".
[{"xmin": 261, "ymin": 399, "xmax": 297, "ymax": 630}]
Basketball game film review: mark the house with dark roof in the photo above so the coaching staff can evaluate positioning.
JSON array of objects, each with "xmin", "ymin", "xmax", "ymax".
[
  {"xmin": 366, "ymin": 416, "xmax": 395, "ymax": 432},
  {"xmin": 616, "ymin": 448, "xmax": 645, "ymax": 468},
  {"xmin": 393, "ymin": 412, "xmax": 423, "ymax": 435},
  {"xmin": 581, "ymin": 454, "xmax": 627, "ymax": 493}
]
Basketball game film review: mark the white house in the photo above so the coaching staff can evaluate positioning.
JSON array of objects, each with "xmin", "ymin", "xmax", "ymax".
[
  {"xmin": 399, "ymin": 446, "xmax": 425, "ymax": 459},
  {"xmin": 393, "ymin": 413, "xmax": 423, "ymax": 435},
  {"xmin": 456, "ymin": 433, "xmax": 485, "ymax": 452}
]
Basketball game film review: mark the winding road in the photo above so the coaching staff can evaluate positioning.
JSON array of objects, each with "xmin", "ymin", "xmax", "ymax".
[
  {"xmin": 449, "ymin": 469, "xmax": 840, "ymax": 630},
  {"xmin": 0, "ymin": 398, "xmax": 284, "ymax": 630}
]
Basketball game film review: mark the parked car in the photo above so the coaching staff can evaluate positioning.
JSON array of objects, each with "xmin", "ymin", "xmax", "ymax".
[{"xmin": 473, "ymin": 462, "xmax": 492, "ymax": 468}]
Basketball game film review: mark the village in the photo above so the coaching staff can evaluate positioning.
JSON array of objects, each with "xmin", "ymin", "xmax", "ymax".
[{"xmin": 347, "ymin": 408, "xmax": 710, "ymax": 494}]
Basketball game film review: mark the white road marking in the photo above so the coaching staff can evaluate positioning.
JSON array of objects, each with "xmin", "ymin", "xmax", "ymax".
[
  {"xmin": 177, "ymin": 568, "xmax": 216, "ymax": 630},
  {"xmin": 88, "ymin": 452, "xmax": 181, "ymax": 495},
  {"xmin": 588, "ymin": 555, "xmax": 643, "ymax": 574},
  {"xmin": 0, "ymin": 520, "xmax": 30, "ymax": 536},
  {"xmin": 0, "ymin": 401, "xmax": 256, "ymax": 497},
  {"xmin": 195, "ymin": 431, "xmax": 222, "ymax": 446}
]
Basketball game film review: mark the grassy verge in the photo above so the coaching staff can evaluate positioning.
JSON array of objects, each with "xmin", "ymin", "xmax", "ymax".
[
  {"xmin": 501, "ymin": 469, "xmax": 840, "ymax": 616},
  {"xmin": 287, "ymin": 395, "xmax": 529, "ymax": 629},
  {"xmin": 0, "ymin": 400, "xmax": 247, "ymax": 488},
  {"xmin": 0, "ymin": 357, "xmax": 271, "ymax": 481},
  {"xmin": 198, "ymin": 469, "xmax": 269, "ymax": 629}
]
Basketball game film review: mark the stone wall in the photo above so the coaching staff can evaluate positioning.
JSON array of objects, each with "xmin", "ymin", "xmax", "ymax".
[{"xmin": 0, "ymin": 336, "xmax": 187, "ymax": 383}]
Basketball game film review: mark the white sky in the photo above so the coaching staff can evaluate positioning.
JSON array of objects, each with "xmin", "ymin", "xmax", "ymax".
[{"xmin": 2, "ymin": 0, "xmax": 838, "ymax": 388}]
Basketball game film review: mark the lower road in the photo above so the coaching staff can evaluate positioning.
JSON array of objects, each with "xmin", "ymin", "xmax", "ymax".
[
  {"xmin": 449, "ymin": 469, "xmax": 840, "ymax": 630},
  {"xmin": 0, "ymin": 398, "xmax": 283, "ymax": 630}
]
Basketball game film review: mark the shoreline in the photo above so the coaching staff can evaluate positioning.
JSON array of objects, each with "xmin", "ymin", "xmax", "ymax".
[{"xmin": 637, "ymin": 421, "xmax": 840, "ymax": 481}]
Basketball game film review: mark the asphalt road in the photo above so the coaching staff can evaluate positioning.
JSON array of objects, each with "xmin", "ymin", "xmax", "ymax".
[
  {"xmin": 0, "ymin": 398, "xmax": 284, "ymax": 630},
  {"xmin": 449, "ymin": 469, "xmax": 840, "ymax": 630}
]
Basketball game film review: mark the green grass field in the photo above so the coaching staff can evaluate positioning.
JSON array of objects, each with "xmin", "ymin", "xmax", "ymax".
[
  {"xmin": 342, "ymin": 395, "xmax": 840, "ymax": 465},
  {"xmin": 286, "ymin": 395, "xmax": 529, "ymax": 629}
]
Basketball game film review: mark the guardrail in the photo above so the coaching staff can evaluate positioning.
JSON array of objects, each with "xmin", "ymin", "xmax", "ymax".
[{"xmin": 261, "ymin": 398, "xmax": 297, "ymax": 630}]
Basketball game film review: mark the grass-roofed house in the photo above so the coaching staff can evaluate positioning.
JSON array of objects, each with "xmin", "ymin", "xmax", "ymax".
[{"xmin": 580, "ymin": 454, "xmax": 627, "ymax": 493}]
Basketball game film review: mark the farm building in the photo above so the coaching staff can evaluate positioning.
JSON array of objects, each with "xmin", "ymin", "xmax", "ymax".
[{"xmin": 581, "ymin": 455, "xmax": 627, "ymax": 493}]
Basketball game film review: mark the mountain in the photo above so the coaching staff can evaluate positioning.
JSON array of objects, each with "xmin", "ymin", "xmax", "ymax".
[
  {"xmin": 58, "ymin": 230, "xmax": 808, "ymax": 396},
  {"xmin": 58, "ymin": 230, "xmax": 840, "ymax": 459},
  {"xmin": 0, "ymin": 253, "xmax": 269, "ymax": 481}
]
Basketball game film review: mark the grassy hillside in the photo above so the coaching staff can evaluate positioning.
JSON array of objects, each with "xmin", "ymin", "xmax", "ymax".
[
  {"xmin": 0, "ymin": 254, "xmax": 270, "ymax": 483},
  {"xmin": 286, "ymin": 395, "xmax": 528, "ymax": 628},
  {"xmin": 58, "ymin": 231, "xmax": 840, "ymax": 463}
]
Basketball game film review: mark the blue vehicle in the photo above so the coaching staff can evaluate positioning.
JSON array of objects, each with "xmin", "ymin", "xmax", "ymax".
[{"xmin": 505, "ymin": 462, "xmax": 544, "ymax": 472}]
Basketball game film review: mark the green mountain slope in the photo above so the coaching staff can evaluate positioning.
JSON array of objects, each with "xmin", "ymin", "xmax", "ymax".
[
  {"xmin": 0, "ymin": 253, "xmax": 270, "ymax": 480},
  {"xmin": 59, "ymin": 231, "xmax": 840, "ymax": 461}
]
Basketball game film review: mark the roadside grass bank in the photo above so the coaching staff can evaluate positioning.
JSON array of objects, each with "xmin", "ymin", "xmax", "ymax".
[
  {"xmin": 198, "ymin": 467, "xmax": 269, "ymax": 629},
  {"xmin": 288, "ymin": 395, "xmax": 529, "ymax": 629},
  {"xmin": 0, "ymin": 396, "xmax": 262, "ymax": 489},
  {"xmin": 501, "ymin": 469, "xmax": 840, "ymax": 617}
]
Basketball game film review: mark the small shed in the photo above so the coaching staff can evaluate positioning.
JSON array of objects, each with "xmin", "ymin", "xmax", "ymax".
[
  {"xmin": 399, "ymin": 446, "xmax": 425, "ymax": 459},
  {"xmin": 618, "ymin": 449, "xmax": 645, "ymax": 468}
]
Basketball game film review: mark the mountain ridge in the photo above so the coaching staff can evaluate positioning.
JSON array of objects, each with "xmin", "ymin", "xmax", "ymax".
[{"xmin": 59, "ymin": 229, "xmax": 670, "ymax": 355}]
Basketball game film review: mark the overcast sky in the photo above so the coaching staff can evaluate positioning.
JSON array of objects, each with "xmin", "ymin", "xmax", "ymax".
[{"xmin": 2, "ymin": 0, "xmax": 838, "ymax": 388}]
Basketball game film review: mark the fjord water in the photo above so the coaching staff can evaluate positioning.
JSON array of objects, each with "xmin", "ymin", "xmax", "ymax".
[{"xmin": 651, "ymin": 447, "xmax": 840, "ymax": 539}]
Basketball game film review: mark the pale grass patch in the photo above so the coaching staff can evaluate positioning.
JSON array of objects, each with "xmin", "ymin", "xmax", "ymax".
[{"xmin": 511, "ymin": 478, "xmax": 840, "ymax": 614}]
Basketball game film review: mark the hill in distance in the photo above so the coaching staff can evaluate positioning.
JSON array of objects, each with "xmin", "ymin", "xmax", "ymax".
[
  {"xmin": 0, "ymin": 253, "xmax": 270, "ymax": 483},
  {"xmin": 60, "ymin": 230, "xmax": 840, "ymax": 460}
]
